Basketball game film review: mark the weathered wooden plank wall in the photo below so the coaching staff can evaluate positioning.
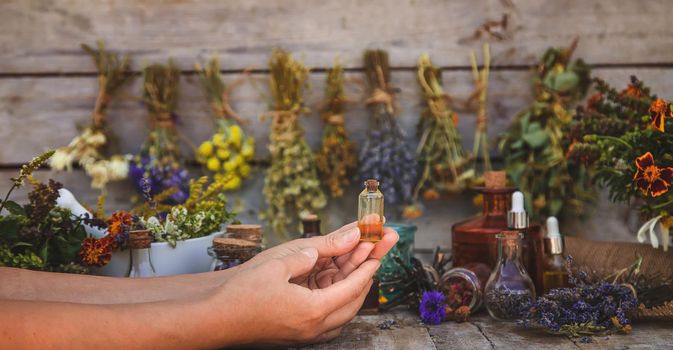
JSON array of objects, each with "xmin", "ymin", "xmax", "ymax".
[{"xmin": 1, "ymin": 0, "xmax": 671, "ymax": 250}]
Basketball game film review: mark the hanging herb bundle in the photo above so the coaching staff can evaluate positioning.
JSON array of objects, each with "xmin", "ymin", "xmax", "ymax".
[
  {"xmin": 359, "ymin": 50, "xmax": 417, "ymax": 208},
  {"xmin": 260, "ymin": 49, "xmax": 326, "ymax": 238},
  {"xmin": 195, "ymin": 57, "xmax": 255, "ymax": 191},
  {"xmin": 499, "ymin": 40, "xmax": 592, "ymax": 220},
  {"xmin": 129, "ymin": 61, "xmax": 190, "ymax": 203},
  {"xmin": 50, "ymin": 41, "xmax": 132, "ymax": 189},
  {"xmin": 413, "ymin": 54, "xmax": 471, "ymax": 203},
  {"xmin": 315, "ymin": 63, "xmax": 358, "ymax": 197},
  {"xmin": 568, "ymin": 76, "xmax": 673, "ymax": 250},
  {"xmin": 468, "ymin": 44, "xmax": 492, "ymax": 180}
]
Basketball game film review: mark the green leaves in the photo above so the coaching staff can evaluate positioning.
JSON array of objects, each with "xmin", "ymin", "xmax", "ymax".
[
  {"xmin": 522, "ymin": 122, "xmax": 549, "ymax": 149},
  {"xmin": 2, "ymin": 201, "xmax": 24, "ymax": 215}
]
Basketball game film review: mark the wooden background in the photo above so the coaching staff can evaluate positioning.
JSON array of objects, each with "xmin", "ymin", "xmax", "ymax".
[{"xmin": 1, "ymin": 0, "xmax": 672, "ymax": 253}]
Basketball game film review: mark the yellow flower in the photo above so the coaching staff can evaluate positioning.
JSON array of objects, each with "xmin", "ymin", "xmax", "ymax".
[
  {"xmin": 229, "ymin": 125, "xmax": 242, "ymax": 148},
  {"xmin": 240, "ymin": 164, "xmax": 251, "ymax": 177},
  {"xmin": 223, "ymin": 175, "xmax": 242, "ymax": 190},
  {"xmin": 212, "ymin": 133, "xmax": 227, "ymax": 147},
  {"xmin": 232, "ymin": 154, "xmax": 244, "ymax": 167},
  {"xmin": 216, "ymin": 148, "xmax": 231, "ymax": 160},
  {"xmin": 198, "ymin": 141, "xmax": 214, "ymax": 157},
  {"xmin": 223, "ymin": 160, "xmax": 236, "ymax": 172},
  {"xmin": 206, "ymin": 157, "xmax": 220, "ymax": 172},
  {"xmin": 241, "ymin": 145, "xmax": 254, "ymax": 160}
]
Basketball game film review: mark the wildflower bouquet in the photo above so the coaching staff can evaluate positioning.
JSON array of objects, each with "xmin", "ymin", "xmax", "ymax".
[
  {"xmin": 260, "ymin": 49, "xmax": 326, "ymax": 238},
  {"xmin": 129, "ymin": 61, "xmax": 190, "ymax": 203},
  {"xmin": 359, "ymin": 50, "xmax": 417, "ymax": 207},
  {"xmin": 50, "ymin": 42, "xmax": 132, "ymax": 189},
  {"xmin": 499, "ymin": 40, "xmax": 593, "ymax": 220},
  {"xmin": 0, "ymin": 151, "xmax": 90, "ymax": 273},
  {"xmin": 413, "ymin": 54, "xmax": 471, "ymax": 203},
  {"xmin": 141, "ymin": 176, "xmax": 236, "ymax": 247},
  {"xmin": 195, "ymin": 57, "xmax": 255, "ymax": 191},
  {"xmin": 315, "ymin": 63, "xmax": 358, "ymax": 198},
  {"xmin": 568, "ymin": 76, "xmax": 673, "ymax": 250}
]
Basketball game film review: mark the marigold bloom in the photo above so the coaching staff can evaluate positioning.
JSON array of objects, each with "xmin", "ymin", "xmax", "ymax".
[
  {"xmin": 107, "ymin": 211, "xmax": 133, "ymax": 235},
  {"xmin": 649, "ymin": 98, "xmax": 670, "ymax": 132},
  {"xmin": 633, "ymin": 152, "xmax": 673, "ymax": 197},
  {"xmin": 79, "ymin": 236, "xmax": 113, "ymax": 267},
  {"xmin": 620, "ymin": 84, "xmax": 642, "ymax": 98},
  {"xmin": 402, "ymin": 205, "xmax": 423, "ymax": 220},
  {"xmin": 423, "ymin": 189, "xmax": 441, "ymax": 200},
  {"xmin": 586, "ymin": 93, "xmax": 602, "ymax": 111}
]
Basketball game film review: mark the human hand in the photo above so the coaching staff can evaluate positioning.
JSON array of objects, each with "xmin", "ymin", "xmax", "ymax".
[{"xmin": 212, "ymin": 248, "xmax": 381, "ymax": 346}]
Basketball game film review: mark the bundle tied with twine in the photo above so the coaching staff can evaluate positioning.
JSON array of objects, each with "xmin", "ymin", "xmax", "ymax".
[
  {"xmin": 128, "ymin": 60, "xmax": 190, "ymax": 204},
  {"xmin": 359, "ymin": 49, "xmax": 417, "ymax": 207},
  {"xmin": 260, "ymin": 49, "xmax": 326, "ymax": 239},
  {"xmin": 195, "ymin": 57, "xmax": 255, "ymax": 191},
  {"xmin": 412, "ymin": 54, "xmax": 472, "ymax": 205},
  {"xmin": 315, "ymin": 63, "xmax": 358, "ymax": 198},
  {"xmin": 50, "ymin": 41, "xmax": 132, "ymax": 189},
  {"xmin": 565, "ymin": 236, "xmax": 673, "ymax": 321}
]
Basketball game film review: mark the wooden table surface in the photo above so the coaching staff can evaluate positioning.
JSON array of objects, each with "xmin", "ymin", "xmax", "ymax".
[{"xmin": 299, "ymin": 309, "xmax": 672, "ymax": 350}]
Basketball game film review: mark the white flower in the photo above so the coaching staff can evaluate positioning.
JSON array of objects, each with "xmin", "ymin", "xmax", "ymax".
[
  {"xmin": 84, "ymin": 161, "xmax": 110, "ymax": 189},
  {"xmin": 50, "ymin": 148, "xmax": 75, "ymax": 171},
  {"xmin": 107, "ymin": 156, "xmax": 129, "ymax": 181},
  {"xmin": 637, "ymin": 215, "xmax": 671, "ymax": 251}
]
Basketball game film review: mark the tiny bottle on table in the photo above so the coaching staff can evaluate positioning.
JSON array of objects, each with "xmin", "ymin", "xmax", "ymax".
[{"xmin": 358, "ymin": 179, "xmax": 384, "ymax": 242}]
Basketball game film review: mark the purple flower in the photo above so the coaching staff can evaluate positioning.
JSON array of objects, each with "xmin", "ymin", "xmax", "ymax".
[
  {"xmin": 419, "ymin": 290, "xmax": 447, "ymax": 325},
  {"xmin": 129, "ymin": 156, "xmax": 190, "ymax": 204}
]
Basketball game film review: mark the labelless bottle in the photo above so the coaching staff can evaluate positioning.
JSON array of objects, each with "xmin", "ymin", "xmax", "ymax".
[
  {"xmin": 301, "ymin": 214, "xmax": 322, "ymax": 238},
  {"xmin": 542, "ymin": 217, "xmax": 570, "ymax": 294},
  {"xmin": 358, "ymin": 179, "xmax": 384, "ymax": 242},
  {"xmin": 128, "ymin": 230, "xmax": 156, "ymax": 278}
]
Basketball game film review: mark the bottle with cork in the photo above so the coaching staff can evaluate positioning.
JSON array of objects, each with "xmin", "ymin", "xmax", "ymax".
[
  {"xmin": 128, "ymin": 229, "xmax": 156, "ymax": 278},
  {"xmin": 358, "ymin": 179, "xmax": 384, "ymax": 242},
  {"xmin": 301, "ymin": 214, "xmax": 322, "ymax": 238},
  {"xmin": 542, "ymin": 217, "xmax": 570, "ymax": 294}
]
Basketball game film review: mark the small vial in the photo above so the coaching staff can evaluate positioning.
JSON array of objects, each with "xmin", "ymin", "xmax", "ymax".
[{"xmin": 358, "ymin": 179, "xmax": 384, "ymax": 242}]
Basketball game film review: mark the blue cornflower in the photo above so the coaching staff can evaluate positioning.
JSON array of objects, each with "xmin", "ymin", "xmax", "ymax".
[{"xmin": 419, "ymin": 291, "xmax": 447, "ymax": 325}]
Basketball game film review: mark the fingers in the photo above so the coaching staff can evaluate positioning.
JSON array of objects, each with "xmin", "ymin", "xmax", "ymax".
[
  {"xmin": 277, "ymin": 248, "xmax": 319, "ymax": 280},
  {"xmin": 300, "ymin": 225, "xmax": 361, "ymax": 258},
  {"xmin": 333, "ymin": 242, "xmax": 375, "ymax": 282},
  {"xmin": 369, "ymin": 227, "xmax": 399, "ymax": 260},
  {"xmin": 313, "ymin": 259, "xmax": 380, "ymax": 314},
  {"xmin": 321, "ymin": 279, "xmax": 373, "ymax": 331}
]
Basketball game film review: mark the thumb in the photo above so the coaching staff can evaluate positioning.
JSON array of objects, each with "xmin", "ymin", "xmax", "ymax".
[{"xmin": 278, "ymin": 247, "xmax": 319, "ymax": 280}]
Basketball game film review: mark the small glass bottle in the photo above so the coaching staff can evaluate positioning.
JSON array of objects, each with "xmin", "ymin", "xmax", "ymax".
[
  {"xmin": 301, "ymin": 214, "xmax": 322, "ymax": 238},
  {"xmin": 128, "ymin": 230, "xmax": 156, "ymax": 278},
  {"xmin": 484, "ymin": 230, "xmax": 536, "ymax": 321},
  {"xmin": 542, "ymin": 217, "xmax": 570, "ymax": 294},
  {"xmin": 358, "ymin": 179, "xmax": 384, "ymax": 242},
  {"xmin": 441, "ymin": 262, "xmax": 491, "ymax": 312}
]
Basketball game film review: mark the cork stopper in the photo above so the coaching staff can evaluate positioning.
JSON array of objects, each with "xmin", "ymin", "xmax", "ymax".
[
  {"xmin": 129, "ymin": 230, "xmax": 152, "ymax": 249},
  {"xmin": 302, "ymin": 213, "xmax": 319, "ymax": 222},
  {"xmin": 213, "ymin": 237, "xmax": 257, "ymax": 249},
  {"xmin": 484, "ymin": 171, "xmax": 507, "ymax": 189},
  {"xmin": 365, "ymin": 179, "xmax": 379, "ymax": 191},
  {"xmin": 212, "ymin": 237, "xmax": 261, "ymax": 261},
  {"xmin": 225, "ymin": 224, "xmax": 263, "ymax": 243}
]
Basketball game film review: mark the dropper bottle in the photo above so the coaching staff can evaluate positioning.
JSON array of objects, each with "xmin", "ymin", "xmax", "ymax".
[
  {"xmin": 542, "ymin": 217, "xmax": 570, "ymax": 294},
  {"xmin": 506, "ymin": 191, "xmax": 540, "ymax": 293}
]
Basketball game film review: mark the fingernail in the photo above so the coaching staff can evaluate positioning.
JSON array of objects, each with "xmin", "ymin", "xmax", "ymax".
[
  {"xmin": 301, "ymin": 247, "xmax": 318, "ymax": 259},
  {"xmin": 340, "ymin": 228, "xmax": 360, "ymax": 245}
]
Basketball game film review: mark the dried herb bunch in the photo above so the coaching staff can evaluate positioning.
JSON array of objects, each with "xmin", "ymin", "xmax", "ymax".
[
  {"xmin": 499, "ymin": 41, "xmax": 593, "ymax": 220},
  {"xmin": 315, "ymin": 63, "xmax": 358, "ymax": 197},
  {"xmin": 129, "ymin": 61, "xmax": 190, "ymax": 203},
  {"xmin": 260, "ymin": 49, "xmax": 326, "ymax": 238},
  {"xmin": 1, "ymin": 154, "xmax": 90, "ymax": 273},
  {"xmin": 522, "ymin": 257, "xmax": 638, "ymax": 337},
  {"xmin": 359, "ymin": 50, "xmax": 417, "ymax": 206},
  {"xmin": 468, "ymin": 44, "xmax": 492, "ymax": 179},
  {"xmin": 195, "ymin": 57, "xmax": 255, "ymax": 191},
  {"xmin": 568, "ymin": 76, "xmax": 673, "ymax": 250},
  {"xmin": 50, "ymin": 41, "xmax": 132, "ymax": 189},
  {"xmin": 413, "ymin": 54, "xmax": 471, "ymax": 202}
]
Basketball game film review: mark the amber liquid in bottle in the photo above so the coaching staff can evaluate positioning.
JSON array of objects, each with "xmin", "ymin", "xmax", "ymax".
[{"xmin": 358, "ymin": 179, "xmax": 384, "ymax": 242}]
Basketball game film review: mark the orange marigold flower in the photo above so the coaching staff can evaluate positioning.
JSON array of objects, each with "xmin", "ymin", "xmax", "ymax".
[
  {"xmin": 586, "ymin": 93, "xmax": 602, "ymax": 111},
  {"xmin": 107, "ymin": 211, "xmax": 133, "ymax": 235},
  {"xmin": 402, "ymin": 205, "xmax": 423, "ymax": 220},
  {"xmin": 649, "ymin": 98, "xmax": 670, "ymax": 132},
  {"xmin": 620, "ymin": 84, "xmax": 642, "ymax": 98},
  {"xmin": 423, "ymin": 189, "xmax": 441, "ymax": 200},
  {"xmin": 79, "ymin": 236, "xmax": 113, "ymax": 267},
  {"xmin": 633, "ymin": 152, "xmax": 673, "ymax": 197}
]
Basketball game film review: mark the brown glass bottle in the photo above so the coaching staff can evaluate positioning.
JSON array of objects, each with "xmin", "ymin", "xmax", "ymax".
[{"xmin": 301, "ymin": 214, "xmax": 322, "ymax": 238}]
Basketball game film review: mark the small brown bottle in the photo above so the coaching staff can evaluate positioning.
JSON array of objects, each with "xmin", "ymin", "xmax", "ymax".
[
  {"xmin": 542, "ymin": 217, "xmax": 570, "ymax": 294},
  {"xmin": 358, "ymin": 179, "xmax": 384, "ymax": 242},
  {"xmin": 301, "ymin": 214, "xmax": 322, "ymax": 238}
]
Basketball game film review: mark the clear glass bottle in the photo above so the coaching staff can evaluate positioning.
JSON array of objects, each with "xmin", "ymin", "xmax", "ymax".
[
  {"xmin": 128, "ymin": 230, "xmax": 156, "ymax": 278},
  {"xmin": 358, "ymin": 179, "xmax": 384, "ymax": 242},
  {"xmin": 484, "ymin": 230, "xmax": 536, "ymax": 321},
  {"xmin": 542, "ymin": 217, "xmax": 569, "ymax": 294}
]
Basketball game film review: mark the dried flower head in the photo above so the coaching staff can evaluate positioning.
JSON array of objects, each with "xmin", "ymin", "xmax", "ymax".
[
  {"xmin": 419, "ymin": 290, "xmax": 447, "ymax": 325},
  {"xmin": 10, "ymin": 150, "xmax": 55, "ymax": 187},
  {"xmin": 633, "ymin": 152, "xmax": 673, "ymax": 198},
  {"xmin": 79, "ymin": 236, "xmax": 113, "ymax": 267}
]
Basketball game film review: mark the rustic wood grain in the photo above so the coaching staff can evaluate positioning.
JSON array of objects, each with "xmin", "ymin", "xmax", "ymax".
[
  {"xmin": 2, "ymin": 68, "xmax": 673, "ymax": 164},
  {"xmin": 469, "ymin": 313, "xmax": 579, "ymax": 350},
  {"xmin": 1, "ymin": 0, "xmax": 671, "ymax": 74}
]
